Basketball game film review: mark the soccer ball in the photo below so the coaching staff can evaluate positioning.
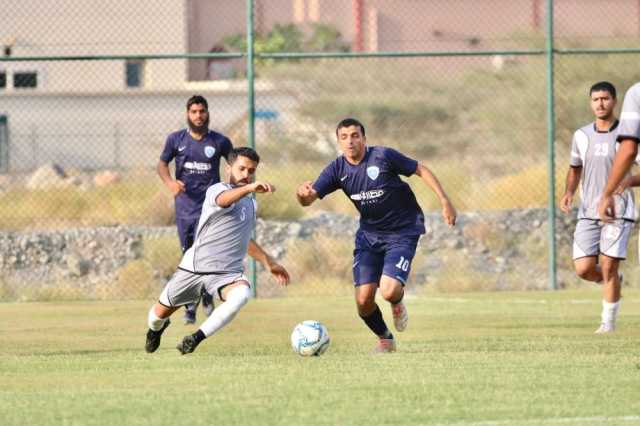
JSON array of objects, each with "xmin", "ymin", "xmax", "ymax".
[{"xmin": 290, "ymin": 320, "xmax": 330, "ymax": 356}]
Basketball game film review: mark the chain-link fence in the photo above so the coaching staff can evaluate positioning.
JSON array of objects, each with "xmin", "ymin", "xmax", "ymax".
[{"xmin": 2, "ymin": 0, "xmax": 640, "ymax": 301}]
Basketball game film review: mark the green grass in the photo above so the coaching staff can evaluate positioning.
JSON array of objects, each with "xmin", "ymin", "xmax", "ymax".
[{"xmin": 1, "ymin": 290, "xmax": 640, "ymax": 425}]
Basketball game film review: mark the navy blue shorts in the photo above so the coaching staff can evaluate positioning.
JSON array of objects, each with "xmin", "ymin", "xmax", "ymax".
[
  {"xmin": 176, "ymin": 216, "xmax": 198, "ymax": 253},
  {"xmin": 352, "ymin": 230, "xmax": 420, "ymax": 286}
]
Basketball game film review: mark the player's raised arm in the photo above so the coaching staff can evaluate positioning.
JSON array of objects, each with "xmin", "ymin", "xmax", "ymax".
[
  {"xmin": 415, "ymin": 163, "xmax": 457, "ymax": 226},
  {"xmin": 216, "ymin": 181, "xmax": 275, "ymax": 208},
  {"xmin": 296, "ymin": 181, "xmax": 319, "ymax": 206}
]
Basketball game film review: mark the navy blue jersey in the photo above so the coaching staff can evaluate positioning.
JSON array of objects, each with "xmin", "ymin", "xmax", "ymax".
[
  {"xmin": 160, "ymin": 129, "xmax": 233, "ymax": 219},
  {"xmin": 313, "ymin": 146, "xmax": 425, "ymax": 235}
]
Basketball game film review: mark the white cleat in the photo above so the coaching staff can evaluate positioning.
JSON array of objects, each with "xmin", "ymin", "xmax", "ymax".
[
  {"xmin": 594, "ymin": 322, "xmax": 615, "ymax": 334},
  {"xmin": 373, "ymin": 338, "xmax": 397, "ymax": 354},
  {"xmin": 391, "ymin": 302, "xmax": 408, "ymax": 332}
]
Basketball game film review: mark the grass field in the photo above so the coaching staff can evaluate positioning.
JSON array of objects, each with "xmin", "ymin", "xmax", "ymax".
[{"xmin": 1, "ymin": 290, "xmax": 640, "ymax": 426}]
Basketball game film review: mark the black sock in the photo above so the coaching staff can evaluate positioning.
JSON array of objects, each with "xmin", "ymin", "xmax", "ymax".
[
  {"xmin": 390, "ymin": 292, "xmax": 404, "ymax": 305},
  {"xmin": 192, "ymin": 329, "xmax": 206, "ymax": 344},
  {"xmin": 360, "ymin": 305, "xmax": 393, "ymax": 339}
]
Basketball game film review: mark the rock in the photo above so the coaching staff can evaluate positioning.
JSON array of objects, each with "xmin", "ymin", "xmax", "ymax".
[
  {"xmin": 26, "ymin": 164, "xmax": 67, "ymax": 190},
  {"xmin": 94, "ymin": 170, "xmax": 121, "ymax": 187},
  {"xmin": 66, "ymin": 254, "xmax": 90, "ymax": 277}
]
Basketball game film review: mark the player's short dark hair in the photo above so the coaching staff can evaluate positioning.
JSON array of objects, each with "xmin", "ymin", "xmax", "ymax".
[
  {"xmin": 590, "ymin": 81, "xmax": 617, "ymax": 99},
  {"xmin": 336, "ymin": 118, "xmax": 366, "ymax": 137},
  {"xmin": 186, "ymin": 95, "xmax": 209, "ymax": 110},
  {"xmin": 228, "ymin": 147, "xmax": 260, "ymax": 164}
]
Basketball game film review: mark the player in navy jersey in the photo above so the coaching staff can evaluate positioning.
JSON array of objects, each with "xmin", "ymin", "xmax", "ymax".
[
  {"xmin": 296, "ymin": 118, "xmax": 457, "ymax": 353},
  {"xmin": 158, "ymin": 95, "xmax": 233, "ymax": 324}
]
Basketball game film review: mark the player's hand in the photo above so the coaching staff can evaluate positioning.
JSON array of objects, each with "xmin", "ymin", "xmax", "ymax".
[
  {"xmin": 296, "ymin": 181, "xmax": 314, "ymax": 198},
  {"xmin": 615, "ymin": 177, "xmax": 632, "ymax": 194},
  {"xmin": 559, "ymin": 193, "xmax": 573, "ymax": 214},
  {"xmin": 441, "ymin": 199, "xmax": 457, "ymax": 227},
  {"xmin": 167, "ymin": 179, "xmax": 185, "ymax": 197},
  {"xmin": 250, "ymin": 181, "xmax": 275, "ymax": 193},
  {"xmin": 268, "ymin": 262, "xmax": 290, "ymax": 286},
  {"xmin": 598, "ymin": 194, "xmax": 615, "ymax": 223}
]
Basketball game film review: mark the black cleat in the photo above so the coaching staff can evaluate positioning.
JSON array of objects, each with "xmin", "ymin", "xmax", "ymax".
[
  {"xmin": 176, "ymin": 335, "xmax": 201, "ymax": 355},
  {"xmin": 145, "ymin": 319, "xmax": 171, "ymax": 353}
]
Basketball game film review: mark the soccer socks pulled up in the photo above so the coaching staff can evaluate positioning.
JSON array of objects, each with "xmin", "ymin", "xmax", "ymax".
[
  {"xmin": 199, "ymin": 285, "xmax": 251, "ymax": 338},
  {"xmin": 360, "ymin": 304, "xmax": 393, "ymax": 339},
  {"xmin": 148, "ymin": 306, "xmax": 169, "ymax": 331},
  {"xmin": 601, "ymin": 299, "xmax": 620, "ymax": 325}
]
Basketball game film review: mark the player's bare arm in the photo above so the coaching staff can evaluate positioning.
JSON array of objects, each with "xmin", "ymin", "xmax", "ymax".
[
  {"xmin": 156, "ymin": 160, "xmax": 185, "ymax": 197},
  {"xmin": 248, "ymin": 240, "xmax": 290, "ymax": 286},
  {"xmin": 216, "ymin": 181, "xmax": 275, "ymax": 208},
  {"xmin": 560, "ymin": 166, "xmax": 582, "ymax": 214},
  {"xmin": 415, "ymin": 163, "xmax": 457, "ymax": 226},
  {"xmin": 598, "ymin": 139, "xmax": 638, "ymax": 222},
  {"xmin": 296, "ymin": 181, "xmax": 319, "ymax": 206}
]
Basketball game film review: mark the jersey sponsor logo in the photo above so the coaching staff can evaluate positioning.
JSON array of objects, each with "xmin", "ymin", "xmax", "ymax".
[
  {"xmin": 184, "ymin": 161, "xmax": 213, "ymax": 173},
  {"xmin": 350, "ymin": 189, "xmax": 384, "ymax": 201},
  {"xmin": 340, "ymin": 175, "xmax": 348, "ymax": 182},
  {"xmin": 204, "ymin": 146, "xmax": 216, "ymax": 158},
  {"xmin": 178, "ymin": 146, "xmax": 186, "ymax": 152},
  {"xmin": 367, "ymin": 166, "xmax": 380, "ymax": 180}
]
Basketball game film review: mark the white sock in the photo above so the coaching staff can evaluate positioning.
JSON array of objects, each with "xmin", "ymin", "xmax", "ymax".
[
  {"xmin": 199, "ymin": 285, "xmax": 251, "ymax": 337},
  {"xmin": 601, "ymin": 300, "xmax": 620, "ymax": 324},
  {"xmin": 148, "ymin": 307, "xmax": 168, "ymax": 331}
]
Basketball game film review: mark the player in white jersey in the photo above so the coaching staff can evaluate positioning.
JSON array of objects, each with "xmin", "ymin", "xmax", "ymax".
[
  {"xmin": 561, "ymin": 82, "xmax": 637, "ymax": 333},
  {"xmin": 144, "ymin": 147, "xmax": 290, "ymax": 354}
]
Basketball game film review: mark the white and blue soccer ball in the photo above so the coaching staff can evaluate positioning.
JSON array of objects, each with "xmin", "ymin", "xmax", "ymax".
[{"xmin": 291, "ymin": 320, "xmax": 330, "ymax": 356}]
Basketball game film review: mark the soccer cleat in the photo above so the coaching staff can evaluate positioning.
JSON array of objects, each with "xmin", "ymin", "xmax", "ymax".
[
  {"xmin": 202, "ymin": 292, "xmax": 215, "ymax": 317},
  {"xmin": 391, "ymin": 302, "xmax": 408, "ymax": 332},
  {"xmin": 594, "ymin": 322, "xmax": 615, "ymax": 334},
  {"xmin": 373, "ymin": 338, "xmax": 397, "ymax": 354},
  {"xmin": 145, "ymin": 319, "xmax": 171, "ymax": 353},
  {"xmin": 183, "ymin": 309, "xmax": 196, "ymax": 325},
  {"xmin": 176, "ymin": 335, "xmax": 201, "ymax": 355}
]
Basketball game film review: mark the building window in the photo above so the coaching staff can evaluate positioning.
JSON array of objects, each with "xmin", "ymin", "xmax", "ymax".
[
  {"xmin": 0, "ymin": 71, "xmax": 6, "ymax": 89},
  {"xmin": 125, "ymin": 60, "xmax": 145, "ymax": 88},
  {"xmin": 14, "ymin": 71, "xmax": 37, "ymax": 89}
]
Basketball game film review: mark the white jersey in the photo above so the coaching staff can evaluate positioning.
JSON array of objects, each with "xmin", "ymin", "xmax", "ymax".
[
  {"xmin": 619, "ymin": 82, "xmax": 640, "ymax": 142},
  {"xmin": 570, "ymin": 121, "xmax": 638, "ymax": 221},
  {"xmin": 179, "ymin": 182, "xmax": 256, "ymax": 274}
]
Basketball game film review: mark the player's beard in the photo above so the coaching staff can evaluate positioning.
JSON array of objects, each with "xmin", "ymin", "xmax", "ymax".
[{"xmin": 188, "ymin": 116, "xmax": 209, "ymax": 134}]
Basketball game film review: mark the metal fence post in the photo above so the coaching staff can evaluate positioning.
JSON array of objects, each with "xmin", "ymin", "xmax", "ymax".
[
  {"xmin": 546, "ymin": 0, "xmax": 558, "ymax": 290},
  {"xmin": 247, "ymin": 0, "xmax": 258, "ymax": 298}
]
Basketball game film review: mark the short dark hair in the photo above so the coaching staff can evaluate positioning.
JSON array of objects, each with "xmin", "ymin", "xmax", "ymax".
[
  {"xmin": 590, "ymin": 81, "xmax": 616, "ymax": 99},
  {"xmin": 186, "ymin": 95, "xmax": 209, "ymax": 110},
  {"xmin": 228, "ymin": 147, "xmax": 260, "ymax": 164},
  {"xmin": 336, "ymin": 118, "xmax": 365, "ymax": 137}
]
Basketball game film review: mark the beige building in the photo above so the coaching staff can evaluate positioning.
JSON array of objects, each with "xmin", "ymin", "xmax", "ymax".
[{"xmin": 2, "ymin": 0, "xmax": 640, "ymax": 91}]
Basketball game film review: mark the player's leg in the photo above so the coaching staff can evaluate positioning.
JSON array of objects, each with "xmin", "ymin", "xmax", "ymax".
[
  {"xmin": 595, "ymin": 221, "xmax": 632, "ymax": 333},
  {"xmin": 352, "ymin": 232, "xmax": 395, "ymax": 352},
  {"xmin": 146, "ymin": 269, "xmax": 202, "ymax": 353},
  {"xmin": 177, "ymin": 217, "xmax": 200, "ymax": 324},
  {"xmin": 177, "ymin": 275, "xmax": 251, "ymax": 355},
  {"xmin": 572, "ymin": 220, "xmax": 602, "ymax": 283},
  {"xmin": 379, "ymin": 235, "xmax": 420, "ymax": 333}
]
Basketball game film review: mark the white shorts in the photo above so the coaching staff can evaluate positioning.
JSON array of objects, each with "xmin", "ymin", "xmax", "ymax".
[
  {"xmin": 159, "ymin": 268, "xmax": 250, "ymax": 307},
  {"xmin": 572, "ymin": 219, "xmax": 634, "ymax": 260}
]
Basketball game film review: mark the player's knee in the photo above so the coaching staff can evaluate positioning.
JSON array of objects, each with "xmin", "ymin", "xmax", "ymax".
[
  {"xmin": 226, "ymin": 284, "xmax": 251, "ymax": 308},
  {"xmin": 574, "ymin": 263, "xmax": 593, "ymax": 280},
  {"xmin": 600, "ymin": 264, "xmax": 618, "ymax": 281}
]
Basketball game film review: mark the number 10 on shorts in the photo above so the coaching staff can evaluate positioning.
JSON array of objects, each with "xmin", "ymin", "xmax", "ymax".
[{"xmin": 395, "ymin": 256, "xmax": 410, "ymax": 271}]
